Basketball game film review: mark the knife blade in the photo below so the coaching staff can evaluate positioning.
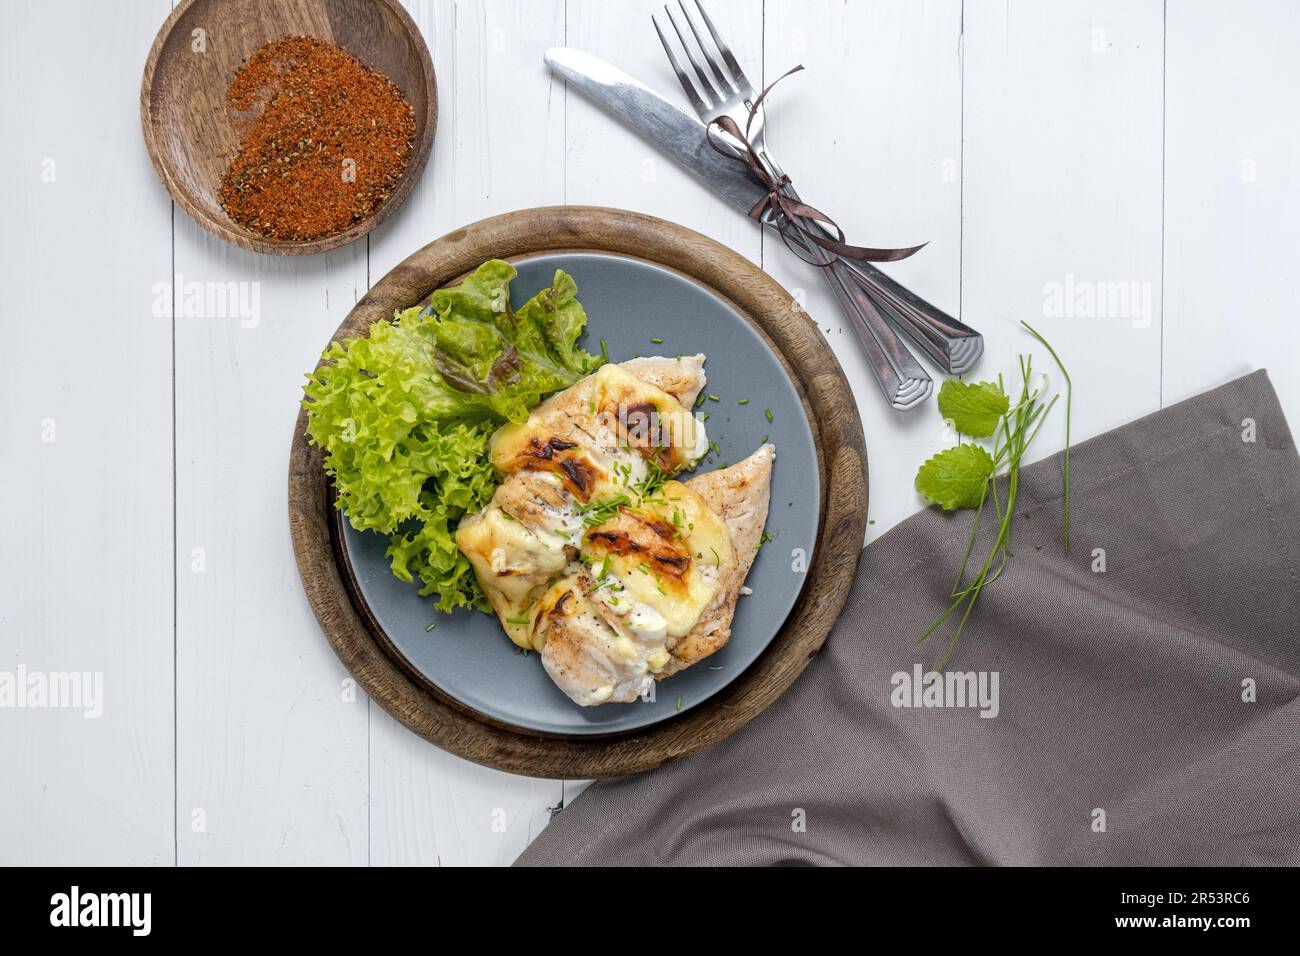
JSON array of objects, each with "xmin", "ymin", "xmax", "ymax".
[
  {"xmin": 545, "ymin": 48, "xmax": 770, "ymax": 214},
  {"xmin": 547, "ymin": 47, "xmax": 935, "ymax": 408},
  {"xmin": 545, "ymin": 47, "xmax": 982, "ymax": 378}
]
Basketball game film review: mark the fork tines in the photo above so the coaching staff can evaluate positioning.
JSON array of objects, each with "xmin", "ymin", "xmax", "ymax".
[{"xmin": 652, "ymin": 0, "xmax": 753, "ymax": 113}]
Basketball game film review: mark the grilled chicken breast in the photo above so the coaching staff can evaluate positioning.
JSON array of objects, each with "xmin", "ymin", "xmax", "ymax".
[
  {"xmin": 661, "ymin": 443, "xmax": 774, "ymax": 677},
  {"xmin": 618, "ymin": 354, "xmax": 707, "ymax": 407},
  {"xmin": 456, "ymin": 358, "xmax": 708, "ymax": 648},
  {"xmin": 455, "ymin": 355, "xmax": 774, "ymax": 706}
]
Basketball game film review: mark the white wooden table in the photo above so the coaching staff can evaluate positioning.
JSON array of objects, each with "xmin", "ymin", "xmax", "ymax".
[{"xmin": 2, "ymin": 0, "xmax": 1296, "ymax": 866}]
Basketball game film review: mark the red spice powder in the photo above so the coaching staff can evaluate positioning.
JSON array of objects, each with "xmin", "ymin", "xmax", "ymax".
[{"xmin": 218, "ymin": 36, "xmax": 416, "ymax": 243}]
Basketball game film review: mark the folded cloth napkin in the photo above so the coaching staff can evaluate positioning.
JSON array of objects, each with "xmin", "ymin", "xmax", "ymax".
[{"xmin": 516, "ymin": 370, "xmax": 1300, "ymax": 866}]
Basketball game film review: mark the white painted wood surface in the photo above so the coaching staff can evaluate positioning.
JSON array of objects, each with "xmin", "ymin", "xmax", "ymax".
[{"xmin": 1, "ymin": 0, "xmax": 1296, "ymax": 866}]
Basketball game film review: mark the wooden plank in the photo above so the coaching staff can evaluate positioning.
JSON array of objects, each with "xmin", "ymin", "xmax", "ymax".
[
  {"xmin": 172, "ymin": 202, "xmax": 370, "ymax": 860},
  {"xmin": 0, "ymin": 0, "xmax": 175, "ymax": 865},
  {"xmin": 365, "ymin": 0, "xmax": 568, "ymax": 867},
  {"xmin": 370, "ymin": 708, "xmax": 562, "ymax": 866},
  {"xmin": 763, "ymin": 0, "xmax": 963, "ymax": 541},
  {"xmin": 1163, "ymin": 0, "xmax": 1300, "ymax": 413},
  {"xmin": 173, "ymin": 223, "xmax": 370, "ymax": 863},
  {"xmin": 961, "ymin": 0, "xmax": 1165, "ymax": 456}
]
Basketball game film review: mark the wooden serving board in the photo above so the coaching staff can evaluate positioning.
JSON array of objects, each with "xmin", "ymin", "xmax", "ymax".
[
  {"xmin": 140, "ymin": 0, "xmax": 437, "ymax": 255},
  {"xmin": 288, "ymin": 206, "xmax": 868, "ymax": 778}
]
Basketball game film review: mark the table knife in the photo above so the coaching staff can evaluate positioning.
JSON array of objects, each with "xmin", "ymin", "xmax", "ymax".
[{"xmin": 544, "ymin": 46, "xmax": 981, "ymax": 376}]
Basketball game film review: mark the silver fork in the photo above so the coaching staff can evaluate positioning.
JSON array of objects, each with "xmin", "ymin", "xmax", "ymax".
[
  {"xmin": 653, "ymin": 2, "xmax": 929, "ymax": 409},
  {"xmin": 654, "ymin": 2, "xmax": 980, "ymax": 400}
]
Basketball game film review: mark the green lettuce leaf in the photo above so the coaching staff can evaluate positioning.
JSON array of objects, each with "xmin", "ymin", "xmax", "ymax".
[
  {"xmin": 422, "ymin": 263, "xmax": 602, "ymax": 423},
  {"xmin": 303, "ymin": 260, "xmax": 602, "ymax": 613}
]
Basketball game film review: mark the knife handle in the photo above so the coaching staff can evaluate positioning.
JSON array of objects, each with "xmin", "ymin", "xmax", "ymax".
[
  {"xmin": 837, "ymin": 259, "xmax": 983, "ymax": 375},
  {"xmin": 777, "ymin": 220, "xmax": 933, "ymax": 411},
  {"xmin": 756, "ymin": 151, "xmax": 982, "ymax": 375},
  {"xmin": 823, "ymin": 259, "xmax": 934, "ymax": 411}
]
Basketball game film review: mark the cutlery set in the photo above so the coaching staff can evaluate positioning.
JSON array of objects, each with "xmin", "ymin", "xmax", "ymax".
[{"xmin": 546, "ymin": 0, "xmax": 983, "ymax": 410}]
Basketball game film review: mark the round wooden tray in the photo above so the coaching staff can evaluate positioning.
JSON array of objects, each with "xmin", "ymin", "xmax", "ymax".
[
  {"xmin": 288, "ymin": 207, "xmax": 868, "ymax": 778},
  {"xmin": 140, "ymin": 0, "xmax": 437, "ymax": 256}
]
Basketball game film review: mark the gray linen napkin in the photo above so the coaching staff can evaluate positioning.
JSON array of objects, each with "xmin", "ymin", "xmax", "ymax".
[{"xmin": 516, "ymin": 370, "xmax": 1300, "ymax": 866}]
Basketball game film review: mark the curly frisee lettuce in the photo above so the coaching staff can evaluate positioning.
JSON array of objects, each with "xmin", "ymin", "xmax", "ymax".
[{"xmin": 303, "ymin": 260, "xmax": 603, "ymax": 613}]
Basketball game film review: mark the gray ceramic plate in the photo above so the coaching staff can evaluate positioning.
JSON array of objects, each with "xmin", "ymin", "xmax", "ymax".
[{"xmin": 339, "ymin": 252, "xmax": 820, "ymax": 736}]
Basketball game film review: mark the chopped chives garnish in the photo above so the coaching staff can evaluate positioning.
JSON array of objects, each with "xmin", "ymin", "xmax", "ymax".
[
  {"xmin": 650, "ymin": 336, "xmax": 664, "ymax": 344},
  {"xmin": 764, "ymin": 408, "xmax": 774, "ymax": 422}
]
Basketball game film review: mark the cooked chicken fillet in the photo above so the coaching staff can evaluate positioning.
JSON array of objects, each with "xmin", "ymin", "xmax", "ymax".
[
  {"xmin": 530, "ymin": 447, "xmax": 769, "ymax": 702},
  {"xmin": 618, "ymin": 354, "xmax": 707, "ymax": 407},
  {"xmin": 659, "ymin": 443, "xmax": 775, "ymax": 677},
  {"xmin": 533, "ymin": 574, "xmax": 659, "ymax": 706},
  {"xmin": 455, "ymin": 355, "xmax": 774, "ymax": 706},
  {"xmin": 458, "ymin": 359, "xmax": 706, "ymax": 649},
  {"xmin": 534, "ymin": 478, "xmax": 732, "ymax": 704},
  {"xmin": 491, "ymin": 363, "xmax": 707, "ymax": 493}
]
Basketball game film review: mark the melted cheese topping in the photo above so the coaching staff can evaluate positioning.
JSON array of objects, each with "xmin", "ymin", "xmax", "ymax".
[
  {"xmin": 457, "ymin": 363, "xmax": 719, "ymax": 655},
  {"xmin": 582, "ymin": 481, "xmax": 731, "ymax": 638},
  {"xmin": 455, "ymin": 502, "xmax": 570, "ymax": 648},
  {"xmin": 490, "ymin": 364, "xmax": 703, "ymax": 500},
  {"xmin": 532, "ymin": 574, "xmax": 669, "ymax": 699}
]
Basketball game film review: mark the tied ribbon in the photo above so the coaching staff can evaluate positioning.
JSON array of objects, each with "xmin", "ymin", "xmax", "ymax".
[{"xmin": 707, "ymin": 65, "xmax": 927, "ymax": 267}]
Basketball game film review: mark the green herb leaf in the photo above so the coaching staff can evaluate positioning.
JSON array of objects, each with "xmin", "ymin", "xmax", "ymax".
[
  {"xmin": 937, "ymin": 379, "xmax": 1009, "ymax": 438},
  {"xmin": 916, "ymin": 326, "xmax": 1072, "ymax": 670},
  {"xmin": 914, "ymin": 443, "xmax": 996, "ymax": 511}
]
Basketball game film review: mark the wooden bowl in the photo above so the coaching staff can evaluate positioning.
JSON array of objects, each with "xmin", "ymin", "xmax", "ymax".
[
  {"xmin": 288, "ymin": 207, "xmax": 869, "ymax": 778},
  {"xmin": 140, "ymin": 0, "xmax": 437, "ymax": 255}
]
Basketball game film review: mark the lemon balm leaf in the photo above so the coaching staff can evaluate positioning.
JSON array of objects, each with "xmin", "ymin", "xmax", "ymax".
[
  {"xmin": 914, "ymin": 443, "xmax": 996, "ymax": 511},
  {"xmin": 937, "ymin": 379, "xmax": 1009, "ymax": 438}
]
